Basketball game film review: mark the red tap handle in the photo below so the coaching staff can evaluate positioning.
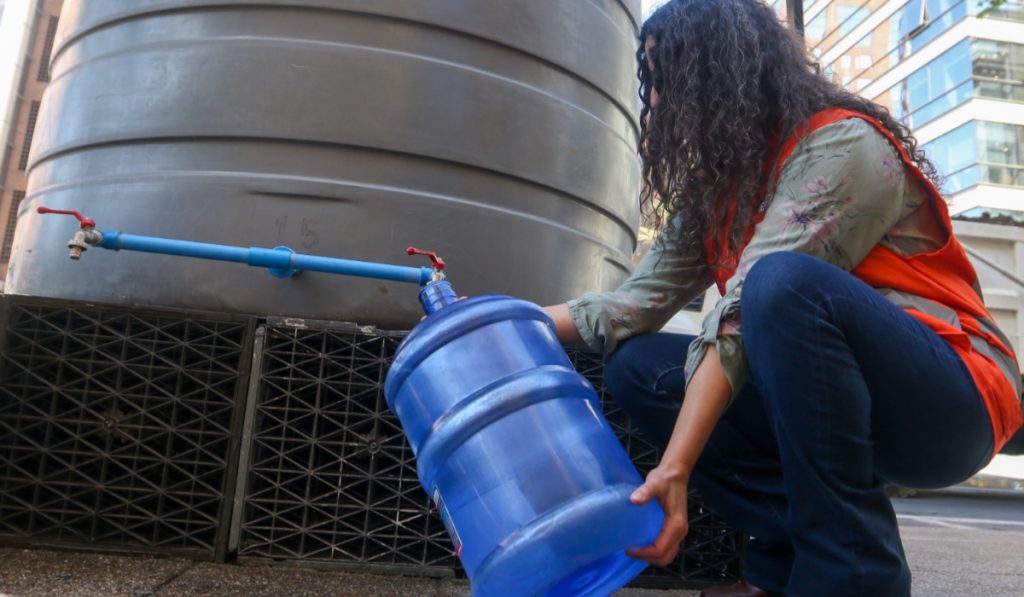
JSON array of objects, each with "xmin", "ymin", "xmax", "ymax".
[
  {"xmin": 406, "ymin": 246, "xmax": 445, "ymax": 271},
  {"xmin": 37, "ymin": 206, "xmax": 96, "ymax": 229}
]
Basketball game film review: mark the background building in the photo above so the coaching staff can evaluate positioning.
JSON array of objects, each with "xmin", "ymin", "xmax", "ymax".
[{"xmin": 0, "ymin": 0, "xmax": 62, "ymax": 283}]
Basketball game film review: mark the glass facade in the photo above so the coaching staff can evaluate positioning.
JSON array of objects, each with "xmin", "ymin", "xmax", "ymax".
[
  {"xmin": 978, "ymin": 121, "xmax": 1024, "ymax": 188},
  {"xmin": 924, "ymin": 122, "xmax": 1024, "ymax": 194},
  {"xmin": 973, "ymin": 39, "xmax": 1024, "ymax": 103},
  {"xmin": 872, "ymin": 39, "xmax": 1024, "ymax": 128},
  {"xmin": 806, "ymin": 0, "xmax": 885, "ymax": 57},
  {"xmin": 924, "ymin": 121, "xmax": 978, "ymax": 193},
  {"xmin": 804, "ymin": 0, "xmax": 1024, "ymax": 201},
  {"xmin": 818, "ymin": 0, "xmax": 1024, "ymax": 95},
  {"xmin": 815, "ymin": 0, "xmax": 1024, "ymax": 93}
]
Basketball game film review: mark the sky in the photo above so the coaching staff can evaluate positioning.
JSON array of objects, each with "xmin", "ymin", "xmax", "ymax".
[{"xmin": 641, "ymin": 0, "xmax": 667, "ymax": 19}]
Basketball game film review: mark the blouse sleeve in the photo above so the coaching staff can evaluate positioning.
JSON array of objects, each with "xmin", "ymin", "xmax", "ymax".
[
  {"xmin": 684, "ymin": 117, "xmax": 909, "ymax": 399},
  {"xmin": 568, "ymin": 222, "xmax": 713, "ymax": 355}
]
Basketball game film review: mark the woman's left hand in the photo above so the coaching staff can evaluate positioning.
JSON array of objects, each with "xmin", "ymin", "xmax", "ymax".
[{"xmin": 625, "ymin": 465, "xmax": 689, "ymax": 567}]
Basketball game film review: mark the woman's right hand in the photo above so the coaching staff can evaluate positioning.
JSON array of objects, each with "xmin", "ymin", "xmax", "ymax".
[{"xmin": 625, "ymin": 465, "xmax": 690, "ymax": 567}]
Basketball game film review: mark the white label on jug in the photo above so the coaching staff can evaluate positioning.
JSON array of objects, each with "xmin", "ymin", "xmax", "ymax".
[{"xmin": 432, "ymin": 485, "xmax": 463, "ymax": 557}]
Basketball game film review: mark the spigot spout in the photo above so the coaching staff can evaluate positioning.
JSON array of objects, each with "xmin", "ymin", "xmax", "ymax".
[
  {"xmin": 67, "ymin": 229, "xmax": 102, "ymax": 260},
  {"xmin": 69, "ymin": 231, "xmax": 87, "ymax": 260}
]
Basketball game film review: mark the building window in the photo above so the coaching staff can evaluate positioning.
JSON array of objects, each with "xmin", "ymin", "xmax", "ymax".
[
  {"xmin": 873, "ymin": 39, "xmax": 1024, "ymax": 129},
  {"xmin": 810, "ymin": 0, "xmax": 887, "ymax": 56},
  {"xmin": 2, "ymin": 191, "xmax": 25, "ymax": 262},
  {"xmin": 972, "ymin": 39, "xmax": 1024, "ymax": 103},
  {"xmin": 875, "ymin": 39, "xmax": 972, "ymax": 127},
  {"xmin": 907, "ymin": 0, "xmax": 968, "ymax": 52},
  {"xmin": 37, "ymin": 16, "xmax": 59, "ymax": 82},
  {"xmin": 17, "ymin": 101, "xmax": 40, "ymax": 171},
  {"xmin": 824, "ymin": 0, "xmax": 969, "ymax": 92},
  {"xmin": 898, "ymin": 0, "xmax": 928, "ymax": 46},
  {"xmin": 924, "ymin": 122, "xmax": 979, "ymax": 194},
  {"xmin": 924, "ymin": 121, "xmax": 1024, "ymax": 195},
  {"xmin": 838, "ymin": 4, "xmax": 872, "ymax": 36},
  {"xmin": 978, "ymin": 121, "xmax": 1024, "ymax": 188}
]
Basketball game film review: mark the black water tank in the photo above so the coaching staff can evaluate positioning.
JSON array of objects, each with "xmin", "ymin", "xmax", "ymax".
[{"xmin": 8, "ymin": 0, "xmax": 642, "ymax": 327}]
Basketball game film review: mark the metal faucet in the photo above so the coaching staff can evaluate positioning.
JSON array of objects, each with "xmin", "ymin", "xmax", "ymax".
[{"xmin": 37, "ymin": 207, "xmax": 100, "ymax": 260}]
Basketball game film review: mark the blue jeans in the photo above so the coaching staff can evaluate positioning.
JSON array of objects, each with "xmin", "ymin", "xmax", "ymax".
[{"xmin": 605, "ymin": 253, "xmax": 993, "ymax": 597}]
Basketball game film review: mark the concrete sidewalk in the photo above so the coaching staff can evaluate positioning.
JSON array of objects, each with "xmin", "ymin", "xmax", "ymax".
[{"xmin": 0, "ymin": 547, "xmax": 699, "ymax": 597}]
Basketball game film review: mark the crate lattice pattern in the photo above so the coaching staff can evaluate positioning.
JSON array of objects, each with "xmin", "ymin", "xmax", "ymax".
[
  {"xmin": 238, "ymin": 323, "xmax": 743, "ymax": 586},
  {"xmin": 0, "ymin": 301, "xmax": 250, "ymax": 557},
  {"xmin": 0, "ymin": 297, "xmax": 742, "ymax": 583},
  {"xmin": 237, "ymin": 324, "xmax": 457, "ymax": 570},
  {"xmin": 568, "ymin": 350, "xmax": 745, "ymax": 587}
]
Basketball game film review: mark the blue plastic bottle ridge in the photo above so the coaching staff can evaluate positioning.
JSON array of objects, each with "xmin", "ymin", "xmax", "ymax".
[{"xmin": 384, "ymin": 282, "xmax": 665, "ymax": 596}]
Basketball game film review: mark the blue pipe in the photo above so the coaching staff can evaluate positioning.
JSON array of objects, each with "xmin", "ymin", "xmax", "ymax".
[{"xmin": 98, "ymin": 230, "xmax": 434, "ymax": 286}]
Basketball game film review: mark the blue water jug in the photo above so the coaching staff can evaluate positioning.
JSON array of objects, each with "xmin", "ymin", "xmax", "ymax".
[{"xmin": 384, "ymin": 282, "xmax": 665, "ymax": 596}]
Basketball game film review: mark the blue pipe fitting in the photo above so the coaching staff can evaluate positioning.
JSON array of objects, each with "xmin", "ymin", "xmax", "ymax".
[{"xmin": 261, "ymin": 246, "xmax": 300, "ymax": 278}]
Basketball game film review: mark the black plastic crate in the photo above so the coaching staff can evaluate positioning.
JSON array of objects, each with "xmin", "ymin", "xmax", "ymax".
[
  {"xmin": 0, "ymin": 297, "xmax": 255, "ymax": 560},
  {"xmin": 232, "ymin": 320, "xmax": 456, "ymax": 575},
  {"xmin": 234, "ymin": 319, "xmax": 744, "ymax": 587}
]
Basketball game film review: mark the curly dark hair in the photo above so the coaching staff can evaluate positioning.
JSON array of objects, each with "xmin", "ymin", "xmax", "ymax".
[{"xmin": 637, "ymin": 0, "xmax": 940, "ymax": 257}]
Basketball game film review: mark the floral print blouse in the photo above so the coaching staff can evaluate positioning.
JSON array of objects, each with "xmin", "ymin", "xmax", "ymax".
[{"xmin": 567, "ymin": 118, "xmax": 940, "ymax": 398}]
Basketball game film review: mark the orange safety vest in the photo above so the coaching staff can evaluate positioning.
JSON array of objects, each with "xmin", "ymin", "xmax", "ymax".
[{"xmin": 706, "ymin": 107, "xmax": 1024, "ymax": 454}]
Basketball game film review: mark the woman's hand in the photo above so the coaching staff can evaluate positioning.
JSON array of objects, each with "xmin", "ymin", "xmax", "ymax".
[{"xmin": 626, "ymin": 465, "xmax": 689, "ymax": 567}]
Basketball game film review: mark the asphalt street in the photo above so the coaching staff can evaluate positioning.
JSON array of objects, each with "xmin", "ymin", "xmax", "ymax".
[{"xmin": 893, "ymin": 487, "xmax": 1024, "ymax": 596}]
